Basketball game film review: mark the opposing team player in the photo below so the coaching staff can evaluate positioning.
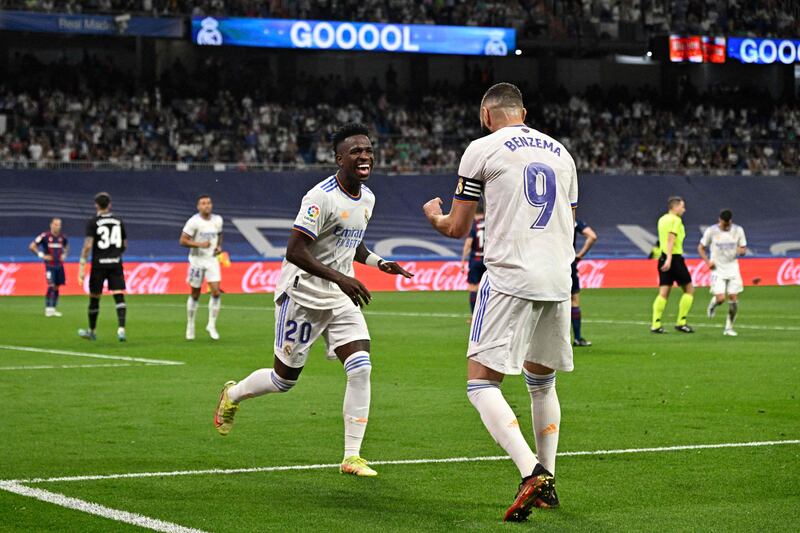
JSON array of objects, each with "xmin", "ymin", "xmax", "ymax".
[
  {"xmin": 651, "ymin": 196, "xmax": 695, "ymax": 333},
  {"xmin": 180, "ymin": 195, "xmax": 224, "ymax": 340},
  {"xmin": 460, "ymin": 205, "xmax": 486, "ymax": 313},
  {"xmin": 698, "ymin": 209, "xmax": 747, "ymax": 336},
  {"xmin": 29, "ymin": 218, "xmax": 69, "ymax": 317},
  {"xmin": 571, "ymin": 219, "xmax": 597, "ymax": 346},
  {"xmin": 214, "ymin": 123, "xmax": 413, "ymax": 476},
  {"xmin": 78, "ymin": 192, "xmax": 128, "ymax": 341},
  {"xmin": 423, "ymin": 83, "xmax": 576, "ymax": 521}
]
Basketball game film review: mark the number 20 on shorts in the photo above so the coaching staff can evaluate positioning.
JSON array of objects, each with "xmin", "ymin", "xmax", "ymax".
[{"xmin": 285, "ymin": 320, "xmax": 312, "ymax": 343}]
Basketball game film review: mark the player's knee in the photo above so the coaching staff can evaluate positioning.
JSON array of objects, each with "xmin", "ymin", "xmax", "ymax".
[
  {"xmin": 466, "ymin": 379, "xmax": 500, "ymax": 405},
  {"xmin": 113, "ymin": 293, "xmax": 125, "ymax": 305},
  {"xmin": 344, "ymin": 352, "xmax": 371, "ymax": 382},
  {"xmin": 523, "ymin": 369, "xmax": 556, "ymax": 395},
  {"xmin": 716, "ymin": 294, "xmax": 726, "ymax": 304},
  {"xmin": 272, "ymin": 372, "xmax": 297, "ymax": 393}
]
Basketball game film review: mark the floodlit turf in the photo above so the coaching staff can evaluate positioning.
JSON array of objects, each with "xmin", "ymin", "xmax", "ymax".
[{"xmin": 1, "ymin": 287, "xmax": 798, "ymax": 532}]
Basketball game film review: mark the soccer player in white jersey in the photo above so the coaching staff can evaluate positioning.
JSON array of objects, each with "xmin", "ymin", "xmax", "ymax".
[
  {"xmin": 213, "ymin": 123, "xmax": 412, "ymax": 477},
  {"xmin": 698, "ymin": 209, "xmax": 747, "ymax": 336},
  {"xmin": 180, "ymin": 195, "xmax": 224, "ymax": 340},
  {"xmin": 423, "ymin": 83, "xmax": 577, "ymax": 522}
]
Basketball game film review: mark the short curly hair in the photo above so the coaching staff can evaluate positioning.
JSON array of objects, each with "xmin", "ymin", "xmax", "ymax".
[{"xmin": 332, "ymin": 123, "xmax": 370, "ymax": 154}]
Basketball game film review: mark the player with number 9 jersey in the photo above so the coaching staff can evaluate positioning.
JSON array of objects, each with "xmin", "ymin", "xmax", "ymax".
[{"xmin": 423, "ymin": 82, "xmax": 578, "ymax": 522}]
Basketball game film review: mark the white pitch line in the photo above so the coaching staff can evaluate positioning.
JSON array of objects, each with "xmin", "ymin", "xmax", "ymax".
[
  {"xmin": 582, "ymin": 318, "xmax": 800, "ymax": 332},
  {"xmin": 0, "ymin": 363, "xmax": 133, "ymax": 371},
  {"xmin": 11, "ymin": 439, "xmax": 799, "ymax": 485},
  {"xmin": 0, "ymin": 482, "xmax": 207, "ymax": 533},
  {"xmin": 0, "ymin": 345, "xmax": 184, "ymax": 366},
  {"xmin": 144, "ymin": 303, "xmax": 800, "ymax": 330}
]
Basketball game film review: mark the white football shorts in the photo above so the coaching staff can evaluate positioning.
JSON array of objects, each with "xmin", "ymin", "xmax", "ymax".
[
  {"xmin": 710, "ymin": 270, "xmax": 743, "ymax": 295},
  {"xmin": 274, "ymin": 293, "xmax": 370, "ymax": 368},
  {"xmin": 187, "ymin": 257, "xmax": 221, "ymax": 288},
  {"xmin": 467, "ymin": 276, "xmax": 574, "ymax": 374}
]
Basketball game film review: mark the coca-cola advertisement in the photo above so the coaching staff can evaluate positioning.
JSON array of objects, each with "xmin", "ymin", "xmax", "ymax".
[{"xmin": 0, "ymin": 258, "xmax": 794, "ymax": 296}]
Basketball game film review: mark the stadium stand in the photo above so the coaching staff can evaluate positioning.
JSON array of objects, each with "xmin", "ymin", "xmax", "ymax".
[{"xmin": 1, "ymin": 59, "xmax": 797, "ymax": 173}]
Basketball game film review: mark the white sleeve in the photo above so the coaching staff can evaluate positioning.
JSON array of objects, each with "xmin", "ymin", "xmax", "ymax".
[
  {"xmin": 700, "ymin": 227, "xmax": 712, "ymax": 247},
  {"xmin": 292, "ymin": 188, "xmax": 328, "ymax": 240},
  {"xmin": 738, "ymin": 227, "xmax": 747, "ymax": 247},
  {"xmin": 181, "ymin": 216, "xmax": 196, "ymax": 237},
  {"xmin": 568, "ymin": 157, "xmax": 578, "ymax": 207},
  {"xmin": 216, "ymin": 215, "xmax": 224, "ymax": 233},
  {"xmin": 454, "ymin": 141, "xmax": 485, "ymax": 202}
]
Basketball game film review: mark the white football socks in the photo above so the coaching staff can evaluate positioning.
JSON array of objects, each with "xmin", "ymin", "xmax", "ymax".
[
  {"xmin": 208, "ymin": 295, "xmax": 221, "ymax": 327},
  {"xmin": 186, "ymin": 296, "xmax": 198, "ymax": 325},
  {"xmin": 524, "ymin": 369, "xmax": 560, "ymax": 474},
  {"xmin": 342, "ymin": 351, "xmax": 372, "ymax": 459},
  {"xmin": 467, "ymin": 379, "xmax": 537, "ymax": 477},
  {"xmin": 228, "ymin": 368, "xmax": 296, "ymax": 403}
]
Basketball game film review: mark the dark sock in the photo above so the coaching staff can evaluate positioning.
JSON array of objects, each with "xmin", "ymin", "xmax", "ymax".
[
  {"xmin": 113, "ymin": 294, "xmax": 126, "ymax": 328},
  {"xmin": 88, "ymin": 297, "xmax": 100, "ymax": 330},
  {"xmin": 469, "ymin": 291, "xmax": 478, "ymax": 312},
  {"xmin": 52, "ymin": 288, "xmax": 59, "ymax": 307},
  {"xmin": 571, "ymin": 306, "xmax": 582, "ymax": 339},
  {"xmin": 45, "ymin": 287, "xmax": 54, "ymax": 307}
]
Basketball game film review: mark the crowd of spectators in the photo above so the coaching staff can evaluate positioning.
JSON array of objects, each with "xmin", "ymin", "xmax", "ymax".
[
  {"xmin": 2, "ymin": 0, "xmax": 798, "ymax": 39},
  {"xmin": 0, "ymin": 54, "xmax": 797, "ymax": 174}
]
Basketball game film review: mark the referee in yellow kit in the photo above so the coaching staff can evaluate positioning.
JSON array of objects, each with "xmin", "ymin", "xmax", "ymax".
[{"xmin": 651, "ymin": 196, "xmax": 695, "ymax": 333}]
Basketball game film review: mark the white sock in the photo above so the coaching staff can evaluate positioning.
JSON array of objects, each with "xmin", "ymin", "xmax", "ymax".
[
  {"xmin": 228, "ymin": 368, "xmax": 296, "ymax": 403},
  {"xmin": 208, "ymin": 295, "xmax": 221, "ymax": 327},
  {"xmin": 467, "ymin": 379, "xmax": 537, "ymax": 477},
  {"xmin": 187, "ymin": 296, "xmax": 198, "ymax": 326},
  {"xmin": 524, "ymin": 369, "xmax": 560, "ymax": 475},
  {"xmin": 342, "ymin": 351, "xmax": 371, "ymax": 459}
]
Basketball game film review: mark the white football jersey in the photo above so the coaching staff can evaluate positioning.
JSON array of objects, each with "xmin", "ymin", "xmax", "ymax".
[
  {"xmin": 456, "ymin": 125, "xmax": 578, "ymax": 301},
  {"xmin": 700, "ymin": 224, "xmax": 746, "ymax": 276},
  {"xmin": 182, "ymin": 213, "xmax": 223, "ymax": 260},
  {"xmin": 276, "ymin": 175, "xmax": 375, "ymax": 310}
]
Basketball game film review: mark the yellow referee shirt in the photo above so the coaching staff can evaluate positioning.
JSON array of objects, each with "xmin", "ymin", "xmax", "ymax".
[{"xmin": 657, "ymin": 213, "xmax": 685, "ymax": 255}]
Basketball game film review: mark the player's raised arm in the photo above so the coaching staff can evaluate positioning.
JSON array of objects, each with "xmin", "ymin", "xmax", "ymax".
[
  {"xmin": 423, "ymin": 196, "xmax": 478, "ymax": 239},
  {"xmin": 354, "ymin": 242, "xmax": 413, "ymax": 278},
  {"xmin": 285, "ymin": 229, "xmax": 372, "ymax": 306}
]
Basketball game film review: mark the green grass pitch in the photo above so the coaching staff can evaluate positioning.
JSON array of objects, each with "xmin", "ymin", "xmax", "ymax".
[{"xmin": 1, "ymin": 287, "xmax": 798, "ymax": 532}]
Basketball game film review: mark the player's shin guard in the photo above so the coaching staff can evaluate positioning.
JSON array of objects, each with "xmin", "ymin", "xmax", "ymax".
[
  {"xmin": 726, "ymin": 301, "xmax": 738, "ymax": 329},
  {"xmin": 469, "ymin": 291, "xmax": 478, "ymax": 312},
  {"xmin": 677, "ymin": 293, "xmax": 694, "ymax": 326},
  {"xmin": 523, "ymin": 370, "xmax": 560, "ymax": 475},
  {"xmin": 571, "ymin": 306, "xmax": 582, "ymax": 339},
  {"xmin": 45, "ymin": 287, "xmax": 55, "ymax": 308},
  {"xmin": 343, "ymin": 351, "xmax": 371, "ymax": 459},
  {"xmin": 88, "ymin": 297, "xmax": 100, "ymax": 330},
  {"xmin": 113, "ymin": 294, "xmax": 126, "ymax": 327},
  {"xmin": 208, "ymin": 295, "xmax": 221, "ymax": 327},
  {"xmin": 228, "ymin": 369, "xmax": 296, "ymax": 402},
  {"xmin": 652, "ymin": 295, "xmax": 667, "ymax": 329},
  {"xmin": 467, "ymin": 380, "xmax": 537, "ymax": 477},
  {"xmin": 186, "ymin": 296, "xmax": 198, "ymax": 325}
]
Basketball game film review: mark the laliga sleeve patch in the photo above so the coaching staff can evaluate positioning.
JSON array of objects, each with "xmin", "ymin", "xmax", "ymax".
[{"xmin": 303, "ymin": 204, "xmax": 321, "ymax": 223}]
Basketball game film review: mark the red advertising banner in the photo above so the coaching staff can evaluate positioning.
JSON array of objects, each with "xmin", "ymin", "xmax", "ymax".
[{"xmin": 0, "ymin": 258, "xmax": 798, "ymax": 297}]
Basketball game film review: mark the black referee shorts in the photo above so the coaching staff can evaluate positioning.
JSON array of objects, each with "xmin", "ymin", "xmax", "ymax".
[
  {"xmin": 657, "ymin": 254, "xmax": 692, "ymax": 287},
  {"xmin": 89, "ymin": 264, "xmax": 126, "ymax": 294}
]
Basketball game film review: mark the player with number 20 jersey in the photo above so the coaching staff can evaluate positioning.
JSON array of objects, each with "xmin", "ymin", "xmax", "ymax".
[{"xmin": 423, "ymin": 83, "xmax": 577, "ymax": 522}]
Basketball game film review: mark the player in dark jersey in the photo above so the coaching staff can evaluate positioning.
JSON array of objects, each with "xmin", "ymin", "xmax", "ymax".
[
  {"xmin": 77, "ymin": 192, "xmax": 128, "ymax": 341},
  {"xmin": 571, "ymin": 219, "xmax": 597, "ymax": 347},
  {"xmin": 460, "ymin": 206, "xmax": 486, "ymax": 313},
  {"xmin": 28, "ymin": 217, "xmax": 69, "ymax": 317}
]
